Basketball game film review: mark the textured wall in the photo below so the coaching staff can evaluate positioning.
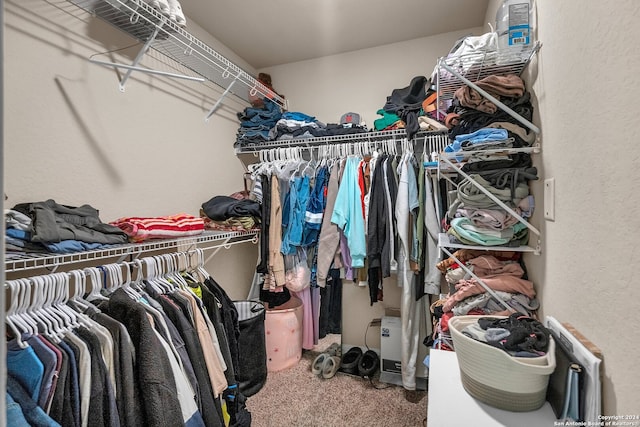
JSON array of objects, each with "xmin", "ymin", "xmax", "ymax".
[
  {"xmin": 4, "ymin": 0, "xmax": 258, "ymax": 299},
  {"xmin": 486, "ymin": 0, "xmax": 640, "ymax": 416}
]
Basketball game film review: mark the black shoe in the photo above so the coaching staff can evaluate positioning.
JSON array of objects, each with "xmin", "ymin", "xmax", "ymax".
[
  {"xmin": 358, "ymin": 350, "xmax": 379, "ymax": 378},
  {"xmin": 340, "ymin": 347, "xmax": 363, "ymax": 375}
]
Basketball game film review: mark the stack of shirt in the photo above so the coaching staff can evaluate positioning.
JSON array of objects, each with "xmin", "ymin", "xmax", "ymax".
[
  {"xmin": 235, "ymin": 100, "xmax": 282, "ymax": 147},
  {"xmin": 200, "ymin": 195, "xmax": 261, "ymax": 232},
  {"xmin": 5, "ymin": 200, "xmax": 128, "ymax": 255}
]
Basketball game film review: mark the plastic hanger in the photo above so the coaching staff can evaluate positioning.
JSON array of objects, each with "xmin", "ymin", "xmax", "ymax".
[
  {"xmin": 144, "ymin": 257, "xmax": 168, "ymax": 295},
  {"xmin": 16, "ymin": 278, "xmax": 41, "ymax": 337},
  {"xmin": 27, "ymin": 276, "xmax": 58, "ymax": 339},
  {"xmin": 84, "ymin": 267, "xmax": 110, "ymax": 301},
  {"xmin": 166, "ymin": 253, "xmax": 190, "ymax": 289},
  {"xmin": 48, "ymin": 274, "xmax": 77, "ymax": 335},
  {"xmin": 53, "ymin": 273, "xmax": 83, "ymax": 330},
  {"xmin": 5, "ymin": 281, "xmax": 29, "ymax": 348},
  {"xmin": 40, "ymin": 274, "xmax": 71, "ymax": 339}
]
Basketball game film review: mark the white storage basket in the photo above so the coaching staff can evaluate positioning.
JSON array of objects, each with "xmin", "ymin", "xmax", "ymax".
[{"xmin": 449, "ymin": 315, "xmax": 556, "ymax": 412}]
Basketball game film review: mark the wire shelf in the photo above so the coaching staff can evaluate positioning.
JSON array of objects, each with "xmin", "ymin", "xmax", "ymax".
[
  {"xmin": 5, "ymin": 230, "xmax": 259, "ymax": 274},
  {"xmin": 437, "ymin": 41, "xmax": 541, "ymax": 101},
  {"xmin": 438, "ymin": 233, "xmax": 540, "ymax": 255},
  {"xmin": 235, "ymin": 129, "xmax": 451, "ymax": 154},
  {"xmin": 64, "ymin": 0, "xmax": 286, "ymax": 109}
]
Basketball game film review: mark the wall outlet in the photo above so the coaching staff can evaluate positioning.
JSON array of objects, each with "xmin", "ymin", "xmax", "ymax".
[{"xmin": 544, "ymin": 178, "xmax": 555, "ymax": 221}]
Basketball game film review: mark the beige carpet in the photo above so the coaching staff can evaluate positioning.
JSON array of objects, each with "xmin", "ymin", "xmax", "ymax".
[{"xmin": 245, "ymin": 334, "xmax": 427, "ymax": 427}]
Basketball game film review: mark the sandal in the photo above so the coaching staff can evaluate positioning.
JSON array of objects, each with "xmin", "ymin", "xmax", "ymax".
[
  {"xmin": 321, "ymin": 355, "xmax": 341, "ymax": 379},
  {"xmin": 325, "ymin": 342, "xmax": 341, "ymax": 357},
  {"xmin": 312, "ymin": 353, "xmax": 330, "ymax": 376}
]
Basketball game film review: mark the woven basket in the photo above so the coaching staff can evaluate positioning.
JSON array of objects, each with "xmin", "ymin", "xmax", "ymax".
[{"xmin": 449, "ymin": 315, "xmax": 556, "ymax": 412}]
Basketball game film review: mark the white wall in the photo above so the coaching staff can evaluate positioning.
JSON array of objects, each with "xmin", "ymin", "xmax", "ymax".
[
  {"xmin": 3, "ymin": 0, "xmax": 258, "ymax": 298},
  {"xmin": 7, "ymin": 0, "xmax": 640, "ymax": 417},
  {"xmin": 264, "ymin": 0, "xmax": 640, "ymax": 415},
  {"xmin": 260, "ymin": 28, "xmax": 481, "ymax": 349},
  {"xmin": 485, "ymin": 0, "xmax": 640, "ymax": 416}
]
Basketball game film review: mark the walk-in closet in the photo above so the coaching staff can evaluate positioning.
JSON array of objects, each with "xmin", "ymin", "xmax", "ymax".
[{"xmin": 3, "ymin": 0, "xmax": 640, "ymax": 426}]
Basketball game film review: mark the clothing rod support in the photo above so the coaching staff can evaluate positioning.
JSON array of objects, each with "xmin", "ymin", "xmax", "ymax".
[
  {"xmin": 205, "ymin": 71, "xmax": 242, "ymax": 121},
  {"xmin": 89, "ymin": 59, "xmax": 206, "ymax": 84},
  {"xmin": 441, "ymin": 246, "xmax": 515, "ymax": 313},
  {"xmin": 439, "ymin": 61, "xmax": 540, "ymax": 135},
  {"xmin": 202, "ymin": 236, "xmax": 257, "ymax": 265},
  {"xmin": 120, "ymin": 24, "xmax": 161, "ymax": 91}
]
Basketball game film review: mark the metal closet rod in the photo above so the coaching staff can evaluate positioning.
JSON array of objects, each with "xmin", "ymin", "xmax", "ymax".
[{"xmin": 237, "ymin": 130, "xmax": 450, "ymax": 154}]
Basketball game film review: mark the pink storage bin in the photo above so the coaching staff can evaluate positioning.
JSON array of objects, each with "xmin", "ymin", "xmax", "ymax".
[{"xmin": 264, "ymin": 296, "xmax": 303, "ymax": 372}]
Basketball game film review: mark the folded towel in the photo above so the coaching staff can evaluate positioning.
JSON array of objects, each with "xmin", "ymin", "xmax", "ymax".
[
  {"xmin": 167, "ymin": 0, "xmax": 186, "ymax": 26},
  {"xmin": 143, "ymin": 0, "xmax": 170, "ymax": 15}
]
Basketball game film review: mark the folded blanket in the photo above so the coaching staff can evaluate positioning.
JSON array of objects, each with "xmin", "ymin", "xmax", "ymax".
[{"xmin": 110, "ymin": 213, "xmax": 204, "ymax": 242}]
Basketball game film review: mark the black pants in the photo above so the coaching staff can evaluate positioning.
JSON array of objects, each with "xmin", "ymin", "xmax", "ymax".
[{"xmin": 319, "ymin": 268, "xmax": 342, "ymax": 337}]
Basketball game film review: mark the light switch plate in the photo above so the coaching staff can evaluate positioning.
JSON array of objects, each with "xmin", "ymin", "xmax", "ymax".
[{"xmin": 544, "ymin": 178, "xmax": 555, "ymax": 221}]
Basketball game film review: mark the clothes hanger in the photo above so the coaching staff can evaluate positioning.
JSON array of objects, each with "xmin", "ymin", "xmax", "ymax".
[
  {"xmin": 5, "ymin": 280, "xmax": 30, "ymax": 348},
  {"xmin": 146, "ymin": 256, "xmax": 173, "ymax": 295},
  {"xmin": 41, "ymin": 274, "xmax": 73, "ymax": 339},
  {"xmin": 16, "ymin": 277, "xmax": 42, "ymax": 338},
  {"xmin": 167, "ymin": 253, "xmax": 191, "ymax": 289},
  {"xmin": 84, "ymin": 266, "xmax": 110, "ymax": 302},
  {"xmin": 27, "ymin": 275, "xmax": 59, "ymax": 340},
  {"xmin": 153, "ymin": 255, "xmax": 177, "ymax": 293},
  {"xmin": 68, "ymin": 269, "xmax": 99, "ymax": 316},
  {"xmin": 49, "ymin": 273, "xmax": 79, "ymax": 334},
  {"xmin": 192, "ymin": 248, "xmax": 211, "ymax": 283},
  {"xmin": 131, "ymin": 259, "xmax": 151, "ymax": 294}
]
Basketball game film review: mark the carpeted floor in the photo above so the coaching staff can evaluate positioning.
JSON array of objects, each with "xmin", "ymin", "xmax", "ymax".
[{"xmin": 245, "ymin": 334, "xmax": 427, "ymax": 427}]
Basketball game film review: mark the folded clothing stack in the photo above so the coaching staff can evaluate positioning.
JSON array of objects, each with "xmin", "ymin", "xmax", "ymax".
[
  {"xmin": 110, "ymin": 213, "xmax": 205, "ymax": 242},
  {"xmin": 142, "ymin": 0, "xmax": 187, "ymax": 26},
  {"xmin": 200, "ymin": 195, "xmax": 261, "ymax": 232},
  {"xmin": 6, "ymin": 199, "xmax": 128, "ymax": 255},
  {"xmin": 235, "ymin": 101, "xmax": 283, "ymax": 147}
]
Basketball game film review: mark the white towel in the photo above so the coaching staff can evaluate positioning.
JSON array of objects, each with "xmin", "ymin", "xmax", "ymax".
[
  {"xmin": 167, "ymin": 0, "xmax": 187, "ymax": 26},
  {"xmin": 143, "ymin": 0, "xmax": 170, "ymax": 15}
]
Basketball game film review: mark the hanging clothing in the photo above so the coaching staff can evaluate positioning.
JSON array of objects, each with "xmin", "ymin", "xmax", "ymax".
[
  {"xmin": 268, "ymin": 175, "xmax": 286, "ymax": 287},
  {"xmin": 316, "ymin": 161, "xmax": 342, "ymax": 287},
  {"xmin": 104, "ymin": 288, "xmax": 184, "ymax": 427},
  {"xmin": 331, "ymin": 156, "xmax": 366, "ymax": 268}
]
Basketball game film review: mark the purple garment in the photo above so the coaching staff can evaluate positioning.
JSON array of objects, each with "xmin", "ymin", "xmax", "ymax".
[
  {"xmin": 339, "ymin": 231, "xmax": 354, "ymax": 281},
  {"xmin": 311, "ymin": 287, "xmax": 321, "ymax": 346}
]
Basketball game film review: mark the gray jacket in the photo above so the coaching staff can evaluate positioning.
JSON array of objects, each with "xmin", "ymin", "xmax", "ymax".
[{"xmin": 15, "ymin": 199, "xmax": 128, "ymax": 244}]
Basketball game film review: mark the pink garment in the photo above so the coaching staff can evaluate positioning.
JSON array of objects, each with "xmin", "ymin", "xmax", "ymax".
[
  {"xmin": 292, "ymin": 288, "xmax": 315, "ymax": 350},
  {"xmin": 110, "ymin": 213, "xmax": 204, "ymax": 242},
  {"xmin": 468, "ymin": 255, "xmax": 525, "ymax": 278},
  {"xmin": 442, "ymin": 255, "xmax": 535, "ymax": 312},
  {"xmin": 443, "ymin": 276, "xmax": 535, "ymax": 312}
]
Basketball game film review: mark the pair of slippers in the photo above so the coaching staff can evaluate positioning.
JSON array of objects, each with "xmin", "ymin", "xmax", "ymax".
[
  {"xmin": 340, "ymin": 347, "xmax": 379, "ymax": 378},
  {"xmin": 311, "ymin": 343, "xmax": 341, "ymax": 379}
]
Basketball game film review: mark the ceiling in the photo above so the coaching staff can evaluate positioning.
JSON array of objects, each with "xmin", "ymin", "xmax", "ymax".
[{"xmin": 178, "ymin": 0, "xmax": 490, "ymax": 69}]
